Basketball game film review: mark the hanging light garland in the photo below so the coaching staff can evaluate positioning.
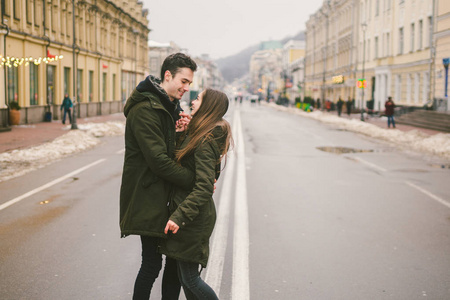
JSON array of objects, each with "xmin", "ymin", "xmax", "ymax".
[{"xmin": 0, "ymin": 54, "xmax": 64, "ymax": 68}]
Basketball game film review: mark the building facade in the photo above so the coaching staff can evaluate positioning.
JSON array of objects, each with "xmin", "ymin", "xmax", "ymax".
[
  {"xmin": 305, "ymin": 0, "xmax": 439, "ymax": 112},
  {"xmin": 305, "ymin": 0, "xmax": 358, "ymax": 108},
  {"xmin": 148, "ymin": 40, "xmax": 182, "ymax": 78},
  {"xmin": 0, "ymin": 0, "xmax": 149, "ymax": 127}
]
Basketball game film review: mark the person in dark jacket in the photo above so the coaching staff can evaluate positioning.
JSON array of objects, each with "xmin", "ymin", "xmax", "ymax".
[
  {"xmin": 346, "ymin": 97, "xmax": 353, "ymax": 116},
  {"xmin": 161, "ymin": 89, "xmax": 233, "ymax": 300},
  {"xmin": 336, "ymin": 97, "xmax": 344, "ymax": 117},
  {"xmin": 60, "ymin": 94, "xmax": 72, "ymax": 124},
  {"xmin": 119, "ymin": 53, "xmax": 197, "ymax": 300},
  {"xmin": 385, "ymin": 96, "xmax": 396, "ymax": 128}
]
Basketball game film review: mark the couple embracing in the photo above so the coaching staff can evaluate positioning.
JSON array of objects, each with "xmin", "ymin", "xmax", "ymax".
[{"xmin": 119, "ymin": 53, "xmax": 233, "ymax": 300}]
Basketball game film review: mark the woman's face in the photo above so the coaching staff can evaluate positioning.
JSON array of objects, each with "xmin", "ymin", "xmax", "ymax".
[{"xmin": 191, "ymin": 91, "xmax": 204, "ymax": 115}]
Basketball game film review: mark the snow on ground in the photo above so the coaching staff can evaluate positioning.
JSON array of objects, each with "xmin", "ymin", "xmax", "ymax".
[
  {"xmin": 0, "ymin": 121, "xmax": 125, "ymax": 182},
  {"xmin": 265, "ymin": 102, "xmax": 450, "ymax": 161}
]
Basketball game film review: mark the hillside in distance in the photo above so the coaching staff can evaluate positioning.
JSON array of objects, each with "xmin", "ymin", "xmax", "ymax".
[{"xmin": 216, "ymin": 31, "xmax": 305, "ymax": 83}]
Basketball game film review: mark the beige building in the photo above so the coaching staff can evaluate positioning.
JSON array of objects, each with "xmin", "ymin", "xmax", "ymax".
[
  {"xmin": 0, "ymin": 0, "xmax": 149, "ymax": 127},
  {"xmin": 283, "ymin": 40, "xmax": 305, "ymax": 102},
  {"xmin": 305, "ymin": 0, "xmax": 439, "ymax": 112},
  {"xmin": 305, "ymin": 0, "xmax": 359, "ymax": 108},
  {"xmin": 434, "ymin": 0, "xmax": 450, "ymax": 111}
]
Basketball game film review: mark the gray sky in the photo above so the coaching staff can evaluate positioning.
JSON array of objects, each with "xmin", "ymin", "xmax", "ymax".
[{"xmin": 142, "ymin": 0, "xmax": 323, "ymax": 60}]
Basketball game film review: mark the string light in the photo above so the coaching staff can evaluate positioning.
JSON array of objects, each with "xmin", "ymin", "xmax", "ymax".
[{"xmin": 0, "ymin": 54, "xmax": 64, "ymax": 68}]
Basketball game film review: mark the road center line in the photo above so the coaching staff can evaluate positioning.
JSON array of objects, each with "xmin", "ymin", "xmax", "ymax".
[
  {"xmin": 204, "ymin": 132, "xmax": 236, "ymax": 295},
  {"xmin": 405, "ymin": 181, "xmax": 450, "ymax": 209},
  {"xmin": 232, "ymin": 108, "xmax": 250, "ymax": 300},
  {"xmin": 354, "ymin": 157, "xmax": 387, "ymax": 172},
  {"xmin": 0, "ymin": 159, "xmax": 106, "ymax": 211}
]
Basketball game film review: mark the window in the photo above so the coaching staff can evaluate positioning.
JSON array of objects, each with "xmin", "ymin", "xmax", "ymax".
[
  {"xmin": 47, "ymin": 65, "xmax": 56, "ymax": 105},
  {"xmin": 30, "ymin": 64, "xmax": 39, "ymax": 105},
  {"xmin": 102, "ymin": 73, "xmax": 107, "ymax": 102},
  {"xmin": 399, "ymin": 27, "xmax": 404, "ymax": 54},
  {"xmin": 386, "ymin": 33, "xmax": 390, "ymax": 56},
  {"xmin": 395, "ymin": 75, "xmax": 402, "ymax": 102},
  {"xmin": 89, "ymin": 71, "xmax": 94, "ymax": 102},
  {"xmin": 113, "ymin": 74, "xmax": 116, "ymax": 101},
  {"xmin": 423, "ymin": 72, "xmax": 429, "ymax": 102},
  {"xmin": 375, "ymin": 37, "xmax": 379, "ymax": 58},
  {"xmin": 414, "ymin": 73, "xmax": 420, "ymax": 104},
  {"xmin": 376, "ymin": 0, "xmax": 380, "ymax": 16},
  {"xmin": 77, "ymin": 69, "xmax": 83, "ymax": 102},
  {"xmin": 26, "ymin": 0, "xmax": 32, "ymax": 24},
  {"xmin": 64, "ymin": 67, "xmax": 71, "ymax": 96},
  {"xmin": 411, "ymin": 23, "xmax": 415, "ymax": 52},
  {"xmin": 418, "ymin": 20, "xmax": 423, "ymax": 50},
  {"xmin": 407, "ymin": 74, "xmax": 412, "ymax": 103},
  {"xmin": 34, "ymin": 0, "xmax": 40, "ymax": 27},
  {"xmin": 13, "ymin": 0, "xmax": 20, "ymax": 20},
  {"xmin": 426, "ymin": 16, "xmax": 432, "ymax": 48},
  {"xmin": 7, "ymin": 67, "xmax": 19, "ymax": 104}
]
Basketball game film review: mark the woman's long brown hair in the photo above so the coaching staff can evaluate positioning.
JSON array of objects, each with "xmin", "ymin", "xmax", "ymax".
[{"xmin": 175, "ymin": 88, "xmax": 233, "ymax": 164}]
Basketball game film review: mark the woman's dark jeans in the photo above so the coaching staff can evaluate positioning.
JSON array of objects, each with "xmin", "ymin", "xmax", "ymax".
[
  {"xmin": 133, "ymin": 236, "xmax": 181, "ymax": 300},
  {"xmin": 177, "ymin": 260, "xmax": 218, "ymax": 300}
]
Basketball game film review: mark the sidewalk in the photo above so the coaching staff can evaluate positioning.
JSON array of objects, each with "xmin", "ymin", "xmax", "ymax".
[
  {"xmin": 0, "ymin": 113, "xmax": 125, "ymax": 154},
  {"xmin": 333, "ymin": 111, "xmax": 444, "ymax": 136}
]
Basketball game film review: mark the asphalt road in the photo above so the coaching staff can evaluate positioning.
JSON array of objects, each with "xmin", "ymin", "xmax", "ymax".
[{"xmin": 0, "ymin": 101, "xmax": 449, "ymax": 299}]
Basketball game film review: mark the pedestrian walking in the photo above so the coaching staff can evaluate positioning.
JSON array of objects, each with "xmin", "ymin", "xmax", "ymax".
[
  {"xmin": 346, "ymin": 97, "xmax": 352, "ymax": 116},
  {"xmin": 160, "ymin": 88, "xmax": 233, "ymax": 300},
  {"xmin": 337, "ymin": 97, "xmax": 344, "ymax": 117},
  {"xmin": 119, "ymin": 53, "xmax": 198, "ymax": 300},
  {"xmin": 385, "ymin": 96, "xmax": 396, "ymax": 128},
  {"xmin": 60, "ymin": 94, "xmax": 72, "ymax": 124}
]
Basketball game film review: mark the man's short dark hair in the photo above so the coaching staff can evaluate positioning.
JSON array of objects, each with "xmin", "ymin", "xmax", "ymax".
[{"xmin": 160, "ymin": 53, "xmax": 197, "ymax": 81}]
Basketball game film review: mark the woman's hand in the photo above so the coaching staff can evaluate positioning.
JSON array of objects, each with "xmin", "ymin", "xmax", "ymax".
[{"xmin": 164, "ymin": 220, "xmax": 180, "ymax": 234}]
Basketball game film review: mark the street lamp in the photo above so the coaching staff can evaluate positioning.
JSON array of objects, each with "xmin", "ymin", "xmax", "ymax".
[{"xmin": 360, "ymin": 22, "xmax": 367, "ymax": 122}]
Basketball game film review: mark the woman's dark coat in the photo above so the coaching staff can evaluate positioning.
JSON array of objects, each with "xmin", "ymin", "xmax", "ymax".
[{"xmin": 159, "ymin": 127, "xmax": 225, "ymax": 268}]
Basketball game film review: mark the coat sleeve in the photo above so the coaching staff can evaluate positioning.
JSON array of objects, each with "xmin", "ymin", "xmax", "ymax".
[
  {"xmin": 130, "ymin": 105, "xmax": 194, "ymax": 190},
  {"xmin": 169, "ymin": 139, "xmax": 218, "ymax": 226}
]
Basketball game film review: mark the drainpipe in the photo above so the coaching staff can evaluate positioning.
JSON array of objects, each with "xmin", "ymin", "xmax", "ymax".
[{"xmin": 428, "ymin": 0, "xmax": 436, "ymax": 109}]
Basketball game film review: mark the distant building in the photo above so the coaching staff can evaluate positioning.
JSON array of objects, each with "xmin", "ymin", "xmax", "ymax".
[
  {"xmin": 434, "ymin": 0, "xmax": 450, "ymax": 111},
  {"xmin": 282, "ymin": 40, "xmax": 305, "ymax": 103},
  {"xmin": 148, "ymin": 41, "xmax": 182, "ymax": 78}
]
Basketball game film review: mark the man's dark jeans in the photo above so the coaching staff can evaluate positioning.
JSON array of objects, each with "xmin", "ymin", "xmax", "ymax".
[
  {"xmin": 133, "ymin": 236, "xmax": 181, "ymax": 300},
  {"xmin": 62, "ymin": 109, "xmax": 72, "ymax": 124}
]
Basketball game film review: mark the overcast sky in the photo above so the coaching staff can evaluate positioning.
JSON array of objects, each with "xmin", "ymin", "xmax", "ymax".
[{"xmin": 141, "ymin": 0, "xmax": 323, "ymax": 60}]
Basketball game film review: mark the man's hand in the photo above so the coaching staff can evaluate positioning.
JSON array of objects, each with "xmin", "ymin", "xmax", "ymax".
[{"xmin": 164, "ymin": 220, "xmax": 180, "ymax": 234}]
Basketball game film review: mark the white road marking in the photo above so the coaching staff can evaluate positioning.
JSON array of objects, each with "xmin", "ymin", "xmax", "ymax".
[
  {"xmin": 405, "ymin": 181, "xmax": 450, "ymax": 209},
  {"xmin": 116, "ymin": 148, "xmax": 125, "ymax": 155},
  {"xmin": 232, "ymin": 108, "xmax": 250, "ymax": 300},
  {"xmin": 354, "ymin": 157, "xmax": 387, "ymax": 172},
  {"xmin": 205, "ymin": 126, "xmax": 237, "ymax": 294},
  {"xmin": 0, "ymin": 159, "xmax": 106, "ymax": 211}
]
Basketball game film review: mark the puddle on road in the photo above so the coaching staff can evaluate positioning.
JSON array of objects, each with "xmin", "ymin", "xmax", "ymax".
[{"xmin": 316, "ymin": 146, "xmax": 374, "ymax": 155}]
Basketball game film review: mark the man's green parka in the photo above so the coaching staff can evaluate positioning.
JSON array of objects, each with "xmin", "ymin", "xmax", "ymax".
[{"xmin": 119, "ymin": 76, "xmax": 194, "ymax": 238}]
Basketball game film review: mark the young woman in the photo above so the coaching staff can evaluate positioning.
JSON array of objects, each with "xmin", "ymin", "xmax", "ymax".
[{"xmin": 160, "ymin": 88, "xmax": 233, "ymax": 299}]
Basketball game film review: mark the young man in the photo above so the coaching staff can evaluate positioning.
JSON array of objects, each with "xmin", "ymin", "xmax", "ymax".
[{"xmin": 120, "ymin": 53, "xmax": 197, "ymax": 300}]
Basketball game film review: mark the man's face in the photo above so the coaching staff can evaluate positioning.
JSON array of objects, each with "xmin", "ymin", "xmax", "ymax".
[{"xmin": 163, "ymin": 68, "xmax": 194, "ymax": 101}]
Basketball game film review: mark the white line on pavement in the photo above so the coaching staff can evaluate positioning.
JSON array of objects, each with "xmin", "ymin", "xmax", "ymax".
[
  {"xmin": 116, "ymin": 149, "xmax": 125, "ymax": 155},
  {"xmin": 204, "ymin": 128, "xmax": 237, "ymax": 295},
  {"xmin": 354, "ymin": 157, "xmax": 387, "ymax": 172},
  {"xmin": 405, "ymin": 181, "xmax": 450, "ymax": 209},
  {"xmin": 232, "ymin": 108, "xmax": 250, "ymax": 300},
  {"xmin": 0, "ymin": 159, "xmax": 106, "ymax": 211}
]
